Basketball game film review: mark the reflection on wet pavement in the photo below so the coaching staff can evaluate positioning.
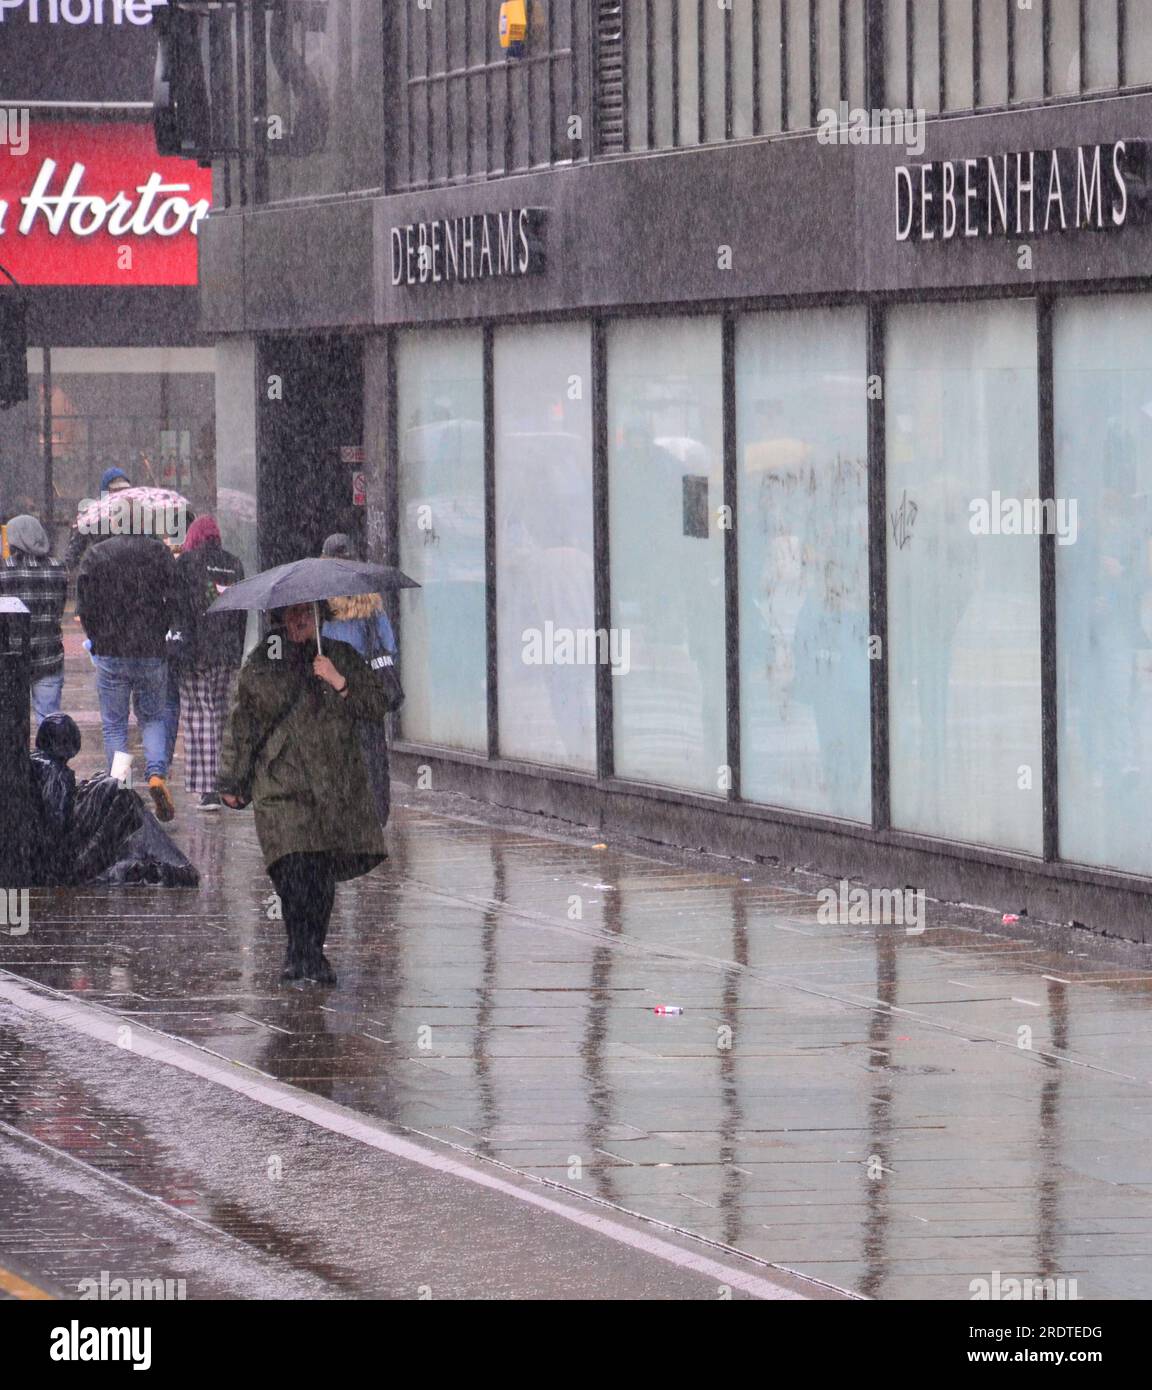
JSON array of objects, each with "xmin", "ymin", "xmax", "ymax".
[{"xmin": 6, "ymin": 774, "xmax": 1152, "ymax": 1299}]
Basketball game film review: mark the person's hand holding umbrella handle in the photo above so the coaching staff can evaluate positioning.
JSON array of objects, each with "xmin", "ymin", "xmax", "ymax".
[{"xmin": 313, "ymin": 655, "xmax": 349, "ymax": 696}]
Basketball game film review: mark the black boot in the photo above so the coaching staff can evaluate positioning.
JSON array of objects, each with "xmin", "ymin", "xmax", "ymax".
[{"xmin": 281, "ymin": 923, "xmax": 307, "ymax": 981}]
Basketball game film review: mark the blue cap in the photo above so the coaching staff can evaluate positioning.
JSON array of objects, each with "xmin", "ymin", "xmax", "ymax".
[{"xmin": 99, "ymin": 467, "xmax": 130, "ymax": 493}]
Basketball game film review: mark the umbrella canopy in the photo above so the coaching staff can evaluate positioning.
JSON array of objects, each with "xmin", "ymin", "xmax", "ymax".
[
  {"xmin": 75, "ymin": 486, "xmax": 190, "ymax": 536},
  {"xmin": 208, "ymin": 557, "xmax": 419, "ymax": 614}
]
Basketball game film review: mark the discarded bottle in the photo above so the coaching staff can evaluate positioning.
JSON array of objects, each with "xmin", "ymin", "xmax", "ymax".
[{"xmin": 653, "ymin": 1005, "xmax": 684, "ymax": 1016}]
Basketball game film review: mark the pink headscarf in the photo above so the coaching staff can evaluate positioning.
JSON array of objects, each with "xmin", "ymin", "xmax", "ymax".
[{"xmin": 182, "ymin": 515, "xmax": 221, "ymax": 552}]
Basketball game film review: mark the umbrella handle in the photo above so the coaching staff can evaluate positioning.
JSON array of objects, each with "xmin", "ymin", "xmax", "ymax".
[{"xmin": 314, "ymin": 601, "xmax": 323, "ymax": 656}]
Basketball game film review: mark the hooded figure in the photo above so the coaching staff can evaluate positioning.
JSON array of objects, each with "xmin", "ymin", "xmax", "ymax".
[
  {"xmin": 319, "ymin": 533, "xmax": 401, "ymax": 829},
  {"xmin": 100, "ymin": 467, "xmax": 132, "ymax": 495},
  {"xmin": 0, "ymin": 513, "xmax": 68, "ymax": 725},
  {"xmin": 217, "ymin": 602, "xmax": 391, "ymax": 985},
  {"xmin": 64, "ymin": 469, "xmax": 133, "ymax": 571},
  {"xmin": 169, "ymin": 514, "xmax": 247, "ymax": 810}
]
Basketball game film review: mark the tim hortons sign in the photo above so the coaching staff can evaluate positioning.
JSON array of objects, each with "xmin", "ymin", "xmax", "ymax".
[{"xmin": 0, "ymin": 120, "xmax": 211, "ymax": 285}]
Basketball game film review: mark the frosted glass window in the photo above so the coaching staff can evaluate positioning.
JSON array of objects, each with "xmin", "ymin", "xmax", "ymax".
[
  {"xmin": 886, "ymin": 0, "xmax": 909, "ymax": 108},
  {"xmin": 678, "ymin": 0, "xmax": 701, "ymax": 146},
  {"xmin": 626, "ymin": 0, "xmax": 648, "ymax": 150},
  {"xmin": 944, "ymin": 0, "xmax": 975, "ymax": 109},
  {"xmin": 494, "ymin": 325, "xmax": 596, "ymax": 773},
  {"xmin": 704, "ymin": 0, "xmax": 727, "ymax": 143},
  {"xmin": 886, "ymin": 303, "xmax": 1042, "ymax": 854},
  {"xmin": 608, "ymin": 319, "xmax": 726, "ymax": 793},
  {"xmin": 786, "ymin": 0, "xmax": 811, "ymax": 129},
  {"xmin": 1049, "ymin": 0, "xmax": 1082, "ymax": 94},
  {"xmin": 1126, "ymin": 0, "xmax": 1152, "ymax": 84},
  {"xmin": 758, "ymin": 0, "xmax": 784, "ymax": 133},
  {"xmin": 844, "ymin": 0, "xmax": 866, "ymax": 108},
  {"xmin": 397, "ymin": 331, "xmax": 487, "ymax": 752},
  {"xmin": 817, "ymin": 0, "xmax": 842, "ymax": 113},
  {"xmin": 911, "ymin": 2, "xmax": 942, "ymax": 113},
  {"xmin": 979, "ymin": 0, "xmax": 1009, "ymax": 106},
  {"xmin": 732, "ymin": 0, "xmax": 756, "ymax": 139},
  {"xmin": 652, "ymin": 0, "xmax": 676, "ymax": 147},
  {"xmin": 736, "ymin": 309, "xmax": 871, "ymax": 820},
  {"xmin": 1085, "ymin": 0, "xmax": 1119, "ymax": 90},
  {"xmin": 1055, "ymin": 296, "xmax": 1152, "ymax": 874},
  {"xmin": 1014, "ymin": 4, "xmax": 1045, "ymax": 98}
]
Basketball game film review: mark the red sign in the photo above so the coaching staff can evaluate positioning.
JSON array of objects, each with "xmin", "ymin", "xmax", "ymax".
[
  {"xmin": 0, "ymin": 120, "xmax": 212, "ymax": 286},
  {"xmin": 352, "ymin": 471, "xmax": 367, "ymax": 507}
]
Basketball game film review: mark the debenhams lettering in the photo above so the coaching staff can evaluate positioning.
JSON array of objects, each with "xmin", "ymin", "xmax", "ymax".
[
  {"xmin": 391, "ymin": 209, "xmax": 545, "ymax": 287},
  {"xmin": 895, "ymin": 140, "xmax": 1151, "ymax": 241}
]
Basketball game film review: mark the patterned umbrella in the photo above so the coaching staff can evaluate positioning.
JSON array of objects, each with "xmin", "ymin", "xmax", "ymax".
[{"xmin": 74, "ymin": 487, "xmax": 190, "ymax": 543}]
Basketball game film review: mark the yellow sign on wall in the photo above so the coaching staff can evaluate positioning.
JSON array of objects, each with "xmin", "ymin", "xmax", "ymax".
[{"xmin": 499, "ymin": 0, "xmax": 527, "ymax": 55}]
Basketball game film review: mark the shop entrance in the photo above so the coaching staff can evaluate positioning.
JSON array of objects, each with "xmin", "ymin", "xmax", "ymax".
[{"xmin": 257, "ymin": 334, "xmax": 365, "ymax": 569}]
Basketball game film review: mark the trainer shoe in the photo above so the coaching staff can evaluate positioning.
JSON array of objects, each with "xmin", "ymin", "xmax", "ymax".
[
  {"xmin": 198, "ymin": 793, "xmax": 223, "ymax": 811},
  {"xmin": 147, "ymin": 776, "xmax": 175, "ymax": 823}
]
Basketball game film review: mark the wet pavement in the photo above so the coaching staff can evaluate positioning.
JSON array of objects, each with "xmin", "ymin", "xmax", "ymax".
[{"xmin": 4, "ymin": 635, "xmax": 1152, "ymax": 1299}]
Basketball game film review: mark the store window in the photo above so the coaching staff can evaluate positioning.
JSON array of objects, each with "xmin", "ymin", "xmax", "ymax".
[
  {"xmin": 401, "ymin": 0, "xmax": 586, "ymax": 187},
  {"xmin": 736, "ymin": 308, "xmax": 870, "ymax": 821},
  {"xmin": 0, "ymin": 347, "xmax": 215, "ymax": 550},
  {"xmin": 887, "ymin": 0, "xmax": 1138, "ymax": 111},
  {"xmin": 886, "ymin": 302, "xmax": 1042, "ymax": 854},
  {"xmin": 494, "ymin": 324, "xmax": 596, "ymax": 772},
  {"xmin": 607, "ymin": 318, "xmax": 725, "ymax": 793},
  {"xmin": 611, "ymin": 0, "xmax": 865, "ymax": 152},
  {"xmin": 1055, "ymin": 295, "xmax": 1152, "ymax": 875},
  {"xmin": 397, "ymin": 330, "xmax": 488, "ymax": 753}
]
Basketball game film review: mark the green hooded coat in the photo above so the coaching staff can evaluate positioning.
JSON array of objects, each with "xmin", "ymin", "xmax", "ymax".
[{"xmin": 217, "ymin": 634, "xmax": 390, "ymax": 878}]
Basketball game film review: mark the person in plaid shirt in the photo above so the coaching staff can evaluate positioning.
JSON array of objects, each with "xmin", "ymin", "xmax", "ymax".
[{"xmin": 0, "ymin": 514, "xmax": 68, "ymax": 725}]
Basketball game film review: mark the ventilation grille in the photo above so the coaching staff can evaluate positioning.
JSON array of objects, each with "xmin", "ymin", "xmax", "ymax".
[{"xmin": 597, "ymin": 0, "xmax": 625, "ymax": 153}]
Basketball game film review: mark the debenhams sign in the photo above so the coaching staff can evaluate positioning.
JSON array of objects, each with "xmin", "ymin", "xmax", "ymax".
[
  {"xmin": 895, "ymin": 139, "xmax": 1150, "ymax": 240},
  {"xmin": 391, "ymin": 208, "xmax": 546, "ymax": 286}
]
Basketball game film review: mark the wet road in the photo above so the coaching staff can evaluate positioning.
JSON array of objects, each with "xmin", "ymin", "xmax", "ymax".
[{"xmin": 3, "ymin": 641, "xmax": 1152, "ymax": 1299}]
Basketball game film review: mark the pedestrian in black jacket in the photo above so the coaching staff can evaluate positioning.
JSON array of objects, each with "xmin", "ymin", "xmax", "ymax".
[
  {"xmin": 168, "ymin": 515, "xmax": 246, "ymax": 810},
  {"xmin": 0, "ymin": 514, "xmax": 67, "ymax": 726},
  {"xmin": 76, "ymin": 534, "xmax": 177, "ymax": 823}
]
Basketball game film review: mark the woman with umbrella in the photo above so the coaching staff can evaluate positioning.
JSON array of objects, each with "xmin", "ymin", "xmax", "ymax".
[{"xmin": 214, "ymin": 557, "xmax": 417, "ymax": 985}]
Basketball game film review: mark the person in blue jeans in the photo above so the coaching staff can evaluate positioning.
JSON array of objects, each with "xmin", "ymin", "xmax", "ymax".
[
  {"xmin": 0, "ymin": 514, "xmax": 68, "ymax": 726},
  {"xmin": 77, "ymin": 533, "xmax": 177, "ymax": 822}
]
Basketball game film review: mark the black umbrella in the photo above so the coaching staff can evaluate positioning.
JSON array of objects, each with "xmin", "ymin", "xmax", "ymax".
[{"xmin": 208, "ymin": 558, "xmax": 419, "ymax": 654}]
